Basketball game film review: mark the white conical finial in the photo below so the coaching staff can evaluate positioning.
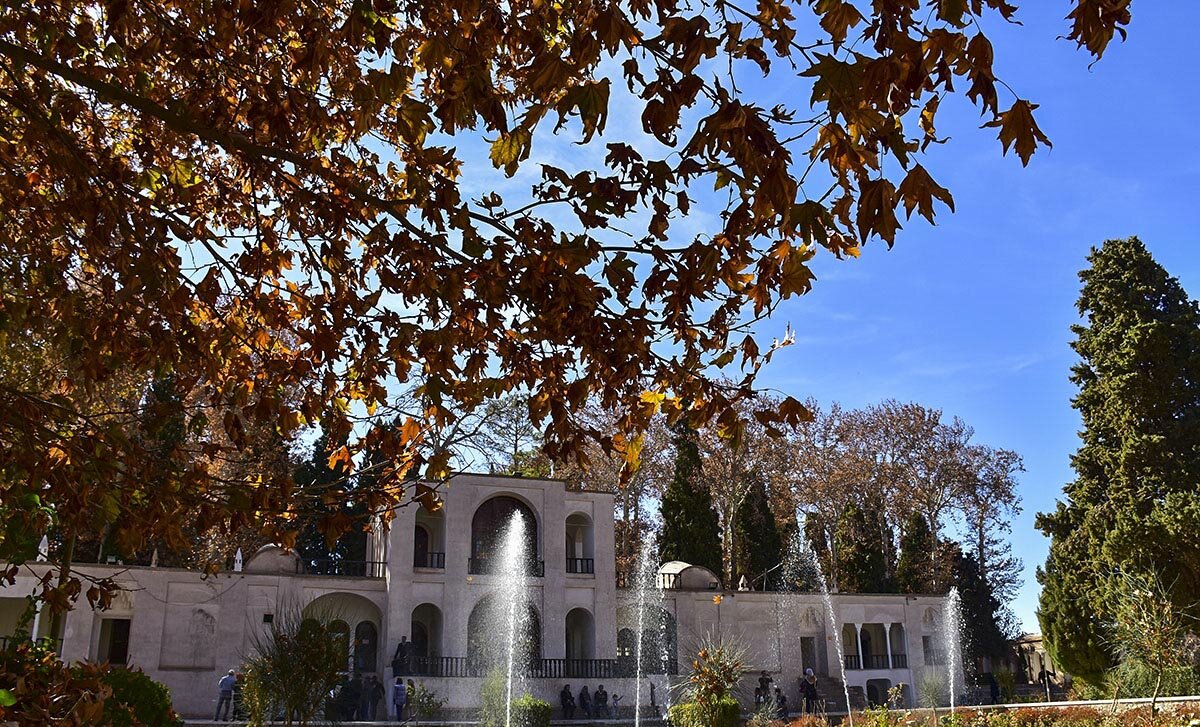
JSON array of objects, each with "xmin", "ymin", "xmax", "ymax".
[
  {"xmin": 738, "ymin": 575, "xmax": 750, "ymax": 591},
  {"xmin": 150, "ymin": 549, "xmax": 159, "ymax": 567},
  {"xmin": 233, "ymin": 548, "xmax": 244, "ymax": 572},
  {"xmin": 37, "ymin": 535, "xmax": 49, "ymax": 561}
]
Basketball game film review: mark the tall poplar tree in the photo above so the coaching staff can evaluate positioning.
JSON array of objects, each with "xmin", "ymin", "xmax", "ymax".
[
  {"xmin": 659, "ymin": 424, "xmax": 722, "ymax": 578},
  {"xmin": 833, "ymin": 502, "xmax": 892, "ymax": 593},
  {"xmin": 733, "ymin": 475, "xmax": 784, "ymax": 588},
  {"xmin": 1037, "ymin": 237, "xmax": 1200, "ymax": 683},
  {"xmin": 895, "ymin": 512, "xmax": 938, "ymax": 594}
]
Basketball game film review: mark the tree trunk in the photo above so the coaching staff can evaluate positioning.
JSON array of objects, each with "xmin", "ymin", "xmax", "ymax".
[
  {"xmin": 47, "ymin": 530, "xmax": 76, "ymax": 644},
  {"xmin": 1151, "ymin": 671, "xmax": 1162, "ymax": 717}
]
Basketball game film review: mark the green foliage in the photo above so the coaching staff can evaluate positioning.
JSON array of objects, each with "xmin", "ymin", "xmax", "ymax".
[
  {"xmin": 954, "ymin": 550, "xmax": 1008, "ymax": 663},
  {"xmin": 896, "ymin": 512, "xmax": 937, "ymax": 594},
  {"xmin": 1037, "ymin": 237, "xmax": 1200, "ymax": 684},
  {"xmin": 659, "ymin": 423, "xmax": 722, "ymax": 576},
  {"xmin": 681, "ymin": 633, "xmax": 744, "ymax": 722},
  {"xmin": 409, "ymin": 682, "xmax": 448, "ymax": 722},
  {"xmin": 101, "ymin": 668, "xmax": 183, "ymax": 727},
  {"xmin": 241, "ymin": 603, "xmax": 347, "ymax": 727},
  {"xmin": 478, "ymin": 672, "xmax": 550, "ymax": 727},
  {"xmin": 510, "ymin": 694, "xmax": 553, "ymax": 727},
  {"xmin": 667, "ymin": 697, "xmax": 740, "ymax": 727},
  {"xmin": 734, "ymin": 474, "xmax": 784, "ymax": 587},
  {"xmin": 833, "ymin": 501, "xmax": 891, "ymax": 593}
]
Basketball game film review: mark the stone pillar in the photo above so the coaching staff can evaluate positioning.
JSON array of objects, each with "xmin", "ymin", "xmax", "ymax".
[
  {"xmin": 885, "ymin": 623, "xmax": 894, "ymax": 669},
  {"xmin": 855, "ymin": 622, "xmax": 864, "ymax": 667}
]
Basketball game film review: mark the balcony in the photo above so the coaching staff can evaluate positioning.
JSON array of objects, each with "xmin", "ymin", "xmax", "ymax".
[
  {"xmin": 297, "ymin": 559, "xmax": 386, "ymax": 578},
  {"xmin": 891, "ymin": 654, "xmax": 908, "ymax": 668},
  {"xmin": 414, "ymin": 552, "xmax": 446, "ymax": 569},
  {"xmin": 864, "ymin": 654, "xmax": 891, "ymax": 669},
  {"xmin": 468, "ymin": 557, "xmax": 544, "ymax": 577},
  {"xmin": 615, "ymin": 571, "xmax": 681, "ymax": 590},
  {"xmin": 566, "ymin": 557, "xmax": 595, "ymax": 574},
  {"xmin": 844, "ymin": 654, "xmax": 861, "ymax": 670},
  {"xmin": 404, "ymin": 656, "xmax": 618, "ymax": 678}
]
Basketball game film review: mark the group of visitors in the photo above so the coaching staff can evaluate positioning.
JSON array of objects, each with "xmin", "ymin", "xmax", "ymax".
[
  {"xmin": 752, "ymin": 669, "xmax": 821, "ymax": 719},
  {"xmin": 559, "ymin": 683, "xmax": 623, "ymax": 719}
]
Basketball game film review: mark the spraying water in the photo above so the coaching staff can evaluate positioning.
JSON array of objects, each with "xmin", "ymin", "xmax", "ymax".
[
  {"xmin": 632, "ymin": 535, "xmax": 658, "ymax": 727},
  {"xmin": 795, "ymin": 529, "xmax": 854, "ymax": 727},
  {"xmin": 943, "ymin": 586, "xmax": 965, "ymax": 713},
  {"xmin": 497, "ymin": 512, "xmax": 530, "ymax": 727}
]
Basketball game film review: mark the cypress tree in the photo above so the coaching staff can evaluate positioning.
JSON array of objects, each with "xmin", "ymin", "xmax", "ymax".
[
  {"xmin": 733, "ymin": 475, "xmax": 784, "ymax": 588},
  {"xmin": 1036, "ymin": 237, "xmax": 1200, "ymax": 683},
  {"xmin": 895, "ymin": 512, "xmax": 937, "ymax": 594},
  {"xmin": 953, "ymin": 550, "xmax": 1008, "ymax": 666},
  {"xmin": 659, "ymin": 423, "xmax": 722, "ymax": 577},
  {"xmin": 834, "ymin": 502, "xmax": 891, "ymax": 593}
]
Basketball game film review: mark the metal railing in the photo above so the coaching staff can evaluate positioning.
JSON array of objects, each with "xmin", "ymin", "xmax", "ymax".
[
  {"xmin": 297, "ymin": 559, "xmax": 386, "ymax": 578},
  {"xmin": 402, "ymin": 656, "xmax": 620, "ymax": 679},
  {"xmin": 864, "ymin": 654, "xmax": 891, "ymax": 669},
  {"xmin": 616, "ymin": 656, "xmax": 680, "ymax": 677},
  {"xmin": 414, "ymin": 552, "xmax": 446, "ymax": 569},
  {"xmin": 615, "ymin": 571, "xmax": 682, "ymax": 590},
  {"xmin": 468, "ymin": 557, "xmax": 545, "ymax": 577},
  {"xmin": 844, "ymin": 654, "xmax": 862, "ymax": 670},
  {"xmin": 891, "ymin": 654, "xmax": 908, "ymax": 669},
  {"xmin": 566, "ymin": 558, "xmax": 595, "ymax": 574}
]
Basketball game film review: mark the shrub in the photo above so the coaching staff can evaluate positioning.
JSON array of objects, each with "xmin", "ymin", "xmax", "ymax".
[
  {"xmin": 409, "ymin": 682, "xmax": 448, "ymax": 725},
  {"xmin": 788, "ymin": 715, "xmax": 831, "ymax": 727},
  {"xmin": 101, "ymin": 668, "xmax": 183, "ymax": 727},
  {"xmin": 667, "ymin": 696, "xmax": 740, "ymax": 727},
  {"xmin": 510, "ymin": 694, "xmax": 553, "ymax": 727}
]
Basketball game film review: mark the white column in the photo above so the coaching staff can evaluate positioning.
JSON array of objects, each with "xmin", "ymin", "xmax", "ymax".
[
  {"xmin": 885, "ymin": 623, "xmax": 894, "ymax": 669},
  {"xmin": 855, "ymin": 623, "xmax": 864, "ymax": 668}
]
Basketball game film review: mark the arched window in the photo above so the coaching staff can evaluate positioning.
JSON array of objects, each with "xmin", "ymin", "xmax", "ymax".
[
  {"xmin": 467, "ymin": 593, "xmax": 541, "ymax": 670},
  {"xmin": 565, "ymin": 607, "xmax": 596, "ymax": 661},
  {"xmin": 414, "ymin": 504, "xmax": 445, "ymax": 569},
  {"xmin": 565, "ymin": 513, "xmax": 595, "ymax": 573},
  {"xmin": 616, "ymin": 605, "xmax": 678, "ymax": 675},
  {"xmin": 414, "ymin": 525, "xmax": 430, "ymax": 562},
  {"xmin": 471, "ymin": 496, "xmax": 538, "ymax": 565},
  {"xmin": 354, "ymin": 620, "xmax": 379, "ymax": 673},
  {"xmin": 411, "ymin": 603, "xmax": 443, "ymax": 667},
  {"xmin": 329, "ymin": 619, "xmax": 352, "ymax": 673}
]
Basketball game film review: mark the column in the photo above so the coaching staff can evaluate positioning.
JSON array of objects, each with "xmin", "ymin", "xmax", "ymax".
[
  {"xmin": 885, "ymin": 623, "xmax": 894, "ymax": 669},
  {"xmin": 855, "ymin": 622, "xmax": 864, "ymax": 668}
]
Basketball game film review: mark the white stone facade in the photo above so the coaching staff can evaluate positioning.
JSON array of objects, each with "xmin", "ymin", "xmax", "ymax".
[{"xmin": 0, "ymin": 473, "xmax": 951, "ymax": 718}]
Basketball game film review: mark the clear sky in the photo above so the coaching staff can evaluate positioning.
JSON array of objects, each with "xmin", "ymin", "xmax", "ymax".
[{"xmin": 747, "ymin": 3, "xmax": 1200, "ymax": 632}]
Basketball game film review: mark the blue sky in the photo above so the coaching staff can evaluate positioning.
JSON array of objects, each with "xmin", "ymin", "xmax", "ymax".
[
  {"xmin": 747, "ymin": 3, "xmax": 1200, "ymax": 632},
  {"xmin": 427, "ymin": 2, "xmax": 1196, "ymax": 631}
]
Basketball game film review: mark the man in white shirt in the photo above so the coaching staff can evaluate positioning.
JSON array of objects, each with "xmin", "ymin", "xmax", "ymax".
[{"xmin": 215, "ymin": 670, "xmax": 236, "ymax": 721}]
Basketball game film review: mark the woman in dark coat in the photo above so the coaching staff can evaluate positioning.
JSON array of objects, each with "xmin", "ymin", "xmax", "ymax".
[{"xmin": 578, "ymin": 686, "xmax": 592, "ymax": 719}]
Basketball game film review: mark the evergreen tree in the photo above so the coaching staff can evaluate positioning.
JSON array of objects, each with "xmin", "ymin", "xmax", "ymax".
[
  {"xmin": 733, "ymin": 475, "xmax": 784, "ymax": 588},
  {"xmin": 294, "ymin": 424, "xmax": 368, "ymax": 569},
  {"xmin": 953, "ymin": 549, "xmax": 1008, "ymax": 667},
  {"xmin": 895, "ymin": 512, "xmax": 937, "ymax": 594},
  {"xmin": 833, "ymin": 502, "xmax": 891, "ymax": 593},
  {"xmin": 1037, "ymin": 237, "xmax": 1200, "ymax": 683},
  {"xmin": 659, "ymin": 424, "xmax": 722, "ymax": 577}
]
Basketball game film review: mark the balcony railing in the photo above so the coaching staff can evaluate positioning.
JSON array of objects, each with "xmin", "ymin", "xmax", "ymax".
[
  {"xmin": 414, "ymin": 552, "xmax": 446, "ymax": 569},
  {"xmin": 566, "ymin": 557, "xmax": 595, "ymax": 574},
  {"xmin": 468, "ymin": 557, "xmax": 545, "ymax": 577},
  {"xmin": 615, "ymin": 571, "xmax": 681, "ymax": 590},
  {"xmin": 864, "ymin": 654, "xmax": 891, "ymax": 669},
  {"xmin": 403, "ymin": 656, "xmax": 620, "ymax": 679},
  {"xmin": 297, "ymin": 559, "xmax": 386, "ymax": 578},
  {"xmin": 891, "ymin": 654, "xmax": 908, "ymax": 669},
  {"xmin": 844, "ymin": 654, "xmax": 862, "ymax": 670}
]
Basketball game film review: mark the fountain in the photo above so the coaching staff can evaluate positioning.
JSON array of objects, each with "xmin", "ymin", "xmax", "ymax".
[
  {"xmin": 631, "ymin": 532, "xmax": 670, "ymax": 726},
  {"xmin": 943, "ymin": 586, "xmax": 965, "ymax": 713},
  {"xmin": 496, "ymin": 511, "xmax": 531, "ymax": 727},
  {"xmin": 795, "ymin": 528, "xmax": 854, "ymax": 727}
]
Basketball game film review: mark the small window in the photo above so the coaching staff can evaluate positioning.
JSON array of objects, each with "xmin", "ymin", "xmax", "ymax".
[
  {"xmin": 262, "ymin": 613, "xmax": 274, "ymax": 624},
  {"xmin": 98, "ymin": 618, "xmax": 131, "ymax": 665}
]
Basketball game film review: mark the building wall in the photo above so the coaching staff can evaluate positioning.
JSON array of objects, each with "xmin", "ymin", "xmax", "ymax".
[{"xmin": 0, "ymin": 473, "xmax": 953, "ymax": 718}]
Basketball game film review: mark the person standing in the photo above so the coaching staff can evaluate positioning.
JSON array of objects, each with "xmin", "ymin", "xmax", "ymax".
[
  {"xmin": 801, "ymin": 668, "xmax": 819, "ymax": 713},
  {"xmin": 392, "ymin": 677, "xmax": 408, "ymax": 721},
  {"xmin": 214, "ymin": 670, "xmax": 236, "ymax": 721},
  {"xmin": 611, "ymin": 693, "xmax": 623, "ymax": 718},
  {"xmin": 578, "ymin": 685, "xmax": 591, "ymax": 719},
  {"xmin": 392, "ymin": 636, "xmax": 410, "ymax": 678},
  {"xmin": 595, "ymin": 684, "xmax": 609, "ymax": 718},
  {"xmin": 560, "ymin": 684, "xmax": 576, "ymax": 719},
  {"xmin": 367, "ymin": 675, "xmax": 385, "ymax": 720},
  {"xmin": 774, "ymin": 687, "xmax": 788, "ymax": 720}
]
